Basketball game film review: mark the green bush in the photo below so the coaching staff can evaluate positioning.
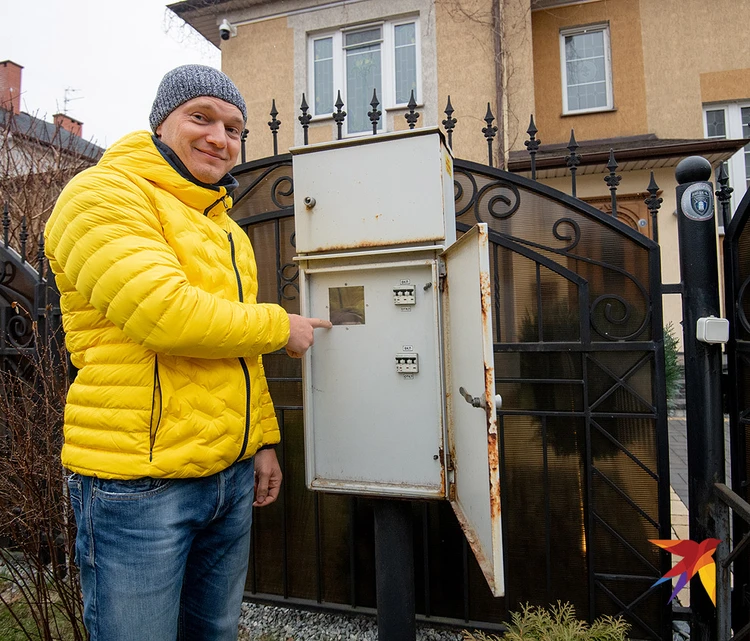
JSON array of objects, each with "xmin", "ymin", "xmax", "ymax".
[
  {"xmin": 463, "ymin": 601, "xmax": 630, "ymax": 641},
  {"xmin": 663, "ymin": 322, "xmax": 683, "ymax": 412}
]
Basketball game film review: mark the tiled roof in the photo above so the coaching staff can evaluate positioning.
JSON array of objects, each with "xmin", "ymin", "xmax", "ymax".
[
  {"xmin": 0, "ymin": 107, "xmax": 104, "ymax": 161},
  {"xmin": 508, "ymin": 134, "xmax": 750, "ymax": 178}
]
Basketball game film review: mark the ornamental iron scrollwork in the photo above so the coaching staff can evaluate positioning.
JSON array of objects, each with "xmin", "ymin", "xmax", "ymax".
[
  {"xmin": 279, "ymin": 263, "xmax": 299, "ymax": 301},
  {"xmin": 552, "ymin": 218, "xmax": 581, "ymax": 253},
  {"xmin": 455, "ymin": 163, "xmax": 651, "ymax": 342},
  {"xmin": 453, "ymin": 166, "xmax": 520, "ymax": 222},
  {"xmin": 736, "ymin": 273, "xmax": 750, "ymax": 335},
  {"xmin": 0, "ymin": 286, "xmax": 36, "ymax": 350},
  {"xmin": 475, "ymin": 181, "xmax": 521, "ymax": 221},
  {"xmin": 232, "ymin": 159, "xmax": 294, "ymax": 212},
  {"xmin": 6, "ymin": 309, "xmax": 34, "ymax": 349},
  {"xmin": 1, "ymin": 260, "xmax": 15, "ymax": 286},
  {"xmin": 270, "ymin": 175, "xmax": 294, "ymax": 210},
  {"xmin": 589, "ymin": 293, "xmax": 648, "ymax": 342}
]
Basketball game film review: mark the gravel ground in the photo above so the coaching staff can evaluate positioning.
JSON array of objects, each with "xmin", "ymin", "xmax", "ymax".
[{"xmin": 238, "ymin": 602, "xmax": 467, "ymax": 641}]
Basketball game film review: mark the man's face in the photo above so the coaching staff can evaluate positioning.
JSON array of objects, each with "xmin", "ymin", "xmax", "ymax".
[{"xmin": 155, "ymin": 96, "xmax": 243, "ymax": 184}]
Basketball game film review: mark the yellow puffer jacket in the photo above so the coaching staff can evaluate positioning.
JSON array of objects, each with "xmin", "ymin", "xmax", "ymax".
[{"xmin": 44, "ymin": 131, "xmax": 290, "ymax": 479}]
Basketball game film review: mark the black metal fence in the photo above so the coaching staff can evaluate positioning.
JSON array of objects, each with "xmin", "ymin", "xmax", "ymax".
[
  {"xmin": 0, "ymin": 207, "xmax": 60, "ymax": 375},
  {"xmin": 242, "ymin": 94, "xmax": 667, "ymax": 241}
]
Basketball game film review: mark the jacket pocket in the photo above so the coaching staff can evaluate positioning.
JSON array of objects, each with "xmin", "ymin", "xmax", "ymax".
[{"xmin": 149, "ymin": 355, "xmax": 163, "ymax": 461}]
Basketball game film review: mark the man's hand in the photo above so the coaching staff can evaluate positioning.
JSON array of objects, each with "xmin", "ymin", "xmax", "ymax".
[
  {"xmin": 286, "ymin": 314, "xmax": 332, "ymax": 358},
  {"xmin": 253, "ymin": 448, "xmax": 282, "ymax": 507}
]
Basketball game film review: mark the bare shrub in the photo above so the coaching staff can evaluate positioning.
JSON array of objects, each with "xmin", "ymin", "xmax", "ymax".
[
  {"xmin": 0, "ymin": 309, "xmax": 84, "ymax": 641},
  {"xmin": 0, "ymin": 109, "xmax": 101, "ymax": 262}
]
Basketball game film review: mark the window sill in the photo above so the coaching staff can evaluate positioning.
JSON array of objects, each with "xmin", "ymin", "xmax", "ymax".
[{"xmin": 561, "ymin": 107, "xmax": 617, "ymax": 117}]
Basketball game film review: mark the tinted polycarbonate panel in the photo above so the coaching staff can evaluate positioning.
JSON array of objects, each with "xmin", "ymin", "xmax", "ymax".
[
  {"xmin": 319, "ymin": 493, "xmax": 354, "ymax": 604},
  {"xmin": 587, "ymin": 352, "xmax": 654, "ymax": 414},
  {"xmin": 230, "ymin": 155, "xmax": 670, "ymax": 638},
  {"xmin": 495, "ymin": 351, "xmax": 584, "ymax": 412},
  {"xmin": 501, "ymin": 414, "xmax": 590, "ymax": 616}
]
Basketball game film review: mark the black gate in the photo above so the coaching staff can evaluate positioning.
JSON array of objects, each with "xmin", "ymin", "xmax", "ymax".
[
  {"xmin": 229, "ymin": 153, "xmax": 672, "ymax": 639},
  {"xmin": 721, "ymin": 187, "xmax": 750, "ymax": 633},
  {"xmin": 0, "ymin": 229, "xmax": 59, "ymax": 374}
]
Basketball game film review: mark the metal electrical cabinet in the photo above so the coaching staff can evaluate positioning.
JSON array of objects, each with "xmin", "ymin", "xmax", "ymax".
[{"xmin": 291, "ymin": 128, "xmax": 504, "ymax": 597}]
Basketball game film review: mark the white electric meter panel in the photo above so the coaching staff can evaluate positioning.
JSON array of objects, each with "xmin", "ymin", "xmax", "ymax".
[
  {"xmin": 441, "ymin": 223, "xmax": 505, "ymax": 597},
  {"xmin": 301, "ymin": 258, "xmax": 445, "ymax": 498}
]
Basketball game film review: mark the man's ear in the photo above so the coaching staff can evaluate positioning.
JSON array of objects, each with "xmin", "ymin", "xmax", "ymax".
[{"xmin": 155, "ymin": 124, "xmax": 162, "ymax": 138}]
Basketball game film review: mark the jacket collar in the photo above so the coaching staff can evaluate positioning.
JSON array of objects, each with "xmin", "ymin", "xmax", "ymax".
[
  {"xmin": 98, "ymin": 131, "xmax": 238, "ymax": 216},
  {"xmin": 152, "ymin": 135, "xmax": 239, "ymax": 195}
]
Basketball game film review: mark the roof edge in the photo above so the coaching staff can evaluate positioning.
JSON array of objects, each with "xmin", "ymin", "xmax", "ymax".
[{"xmin": 508, "ymin": 137, "xmax": 749, "ymax": 172}]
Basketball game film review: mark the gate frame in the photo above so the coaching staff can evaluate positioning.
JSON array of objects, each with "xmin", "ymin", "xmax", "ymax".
[{"xmin": 721, "ymin": 185, "xmax": 750, "ymax": 639}]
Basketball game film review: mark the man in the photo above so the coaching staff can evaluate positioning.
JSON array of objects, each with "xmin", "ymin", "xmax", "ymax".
[{"xmin": 44, "ymin": 65, "xmax": 331, "ymax": 641}]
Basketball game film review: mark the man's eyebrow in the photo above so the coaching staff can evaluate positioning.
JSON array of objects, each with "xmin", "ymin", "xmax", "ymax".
[{"xmin": 189, "ymin": 99, "xmax": 243, "ymax": 126}]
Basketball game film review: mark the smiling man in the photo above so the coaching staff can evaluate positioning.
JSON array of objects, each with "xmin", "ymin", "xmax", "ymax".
[{"xmin": 44, "ymin": 65, "xmax": 331, "ymax": 641}]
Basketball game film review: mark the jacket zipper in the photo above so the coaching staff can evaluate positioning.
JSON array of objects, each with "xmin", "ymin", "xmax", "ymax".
[
  {"xmin": 149, "ymin": 355, "xmax": 163, "ymax": 461},
  {"xmin": 228, "ymin": 231, "xmax": 252, "ymax": 463},
  {"xmin": 203, "ymin": 194, "xmax": 228, "ymax": 216}
]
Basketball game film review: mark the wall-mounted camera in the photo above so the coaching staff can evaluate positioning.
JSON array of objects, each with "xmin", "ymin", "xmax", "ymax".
[{"xmin": 219, "ymin": 19, "xmax": 237, "ymax": 41}]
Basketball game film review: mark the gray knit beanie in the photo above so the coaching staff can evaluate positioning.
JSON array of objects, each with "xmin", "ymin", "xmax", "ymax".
[{"xmin": 149, "ymin": 64, "xmax": 247, "ymax": 131}]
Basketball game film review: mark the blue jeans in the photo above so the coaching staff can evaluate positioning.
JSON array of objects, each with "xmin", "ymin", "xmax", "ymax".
[{"xmin": 67, "ymin": 458, "xmax": 255, "ymax": 641}]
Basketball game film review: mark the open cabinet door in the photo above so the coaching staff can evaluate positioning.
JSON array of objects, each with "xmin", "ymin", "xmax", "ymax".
[{"xmin": 441, "ymin": 223, "xmax": 504, "ymax": 597}]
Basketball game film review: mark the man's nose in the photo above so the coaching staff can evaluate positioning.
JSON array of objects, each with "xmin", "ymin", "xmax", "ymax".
[{"xmin": 205, "ymin": 123, "xmax": 227, "ymax": 148}]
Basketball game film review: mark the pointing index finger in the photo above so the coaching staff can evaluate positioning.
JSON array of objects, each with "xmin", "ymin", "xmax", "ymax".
[{"xmin": 311, "ymin": 318, "xmax": 333, "ymax": 329}]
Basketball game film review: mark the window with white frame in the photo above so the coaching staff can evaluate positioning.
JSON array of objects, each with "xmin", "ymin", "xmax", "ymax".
[
  {"xmin": 309, "ymin": 19, "xmax": 420, "ymax": 134},
  {"xmin": 703, "ymin": 103, "xmax": 750, "ymax": 208},
  {"xmin": 560, "ymin": 24, "xmax": 613, "ymax": 114}
]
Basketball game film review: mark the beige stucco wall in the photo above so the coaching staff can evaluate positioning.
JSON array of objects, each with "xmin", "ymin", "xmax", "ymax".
[
  {"xmin": 222, "ymin": 16, "xmax": 296, "ymax": 159},
  {"xmin": 701, "ymin": 68, "xmax": 750, "ymax": 105},
  {"xmin": 434, "ymin": 0, "xmax": 498, "ymax": 164},
  {"xmin": 640, "ymin": 0, "xmax": 750, "ymax": 137},
  {"xmin": 503, "ymin": 0, "xmax": 536, "ymax": 154},
  {"xmin": 531, "ymin": 0, "xmax": 649, "ymax": 145},
  {"xmin": 434, "ymin": 0, "xmax": 535, "ymax": 164}
]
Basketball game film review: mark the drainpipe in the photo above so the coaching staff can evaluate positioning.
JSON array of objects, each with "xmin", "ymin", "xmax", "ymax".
[{"xmin": 492, "ymin": 0, "xmax": 505, "ymax": 170}]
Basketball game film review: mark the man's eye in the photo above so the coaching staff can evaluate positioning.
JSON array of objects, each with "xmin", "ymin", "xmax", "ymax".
[
  {"xmin": 192, "ymin": 113, "xmax": 206, "ymax": 122},
  {"xmin": 227, "ymin": 127, "xmax": 240, "ymax": 137}
]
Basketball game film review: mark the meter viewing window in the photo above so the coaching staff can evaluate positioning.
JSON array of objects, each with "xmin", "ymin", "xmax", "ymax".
[{"xmin": 329, "ymin": 286, "xmax": 365, "ymax": 325}]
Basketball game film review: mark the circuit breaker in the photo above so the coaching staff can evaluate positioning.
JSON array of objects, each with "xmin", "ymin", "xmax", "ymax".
[{"xmin": 291, "ymin": 128, "xmax": 504, "ymax": 597}]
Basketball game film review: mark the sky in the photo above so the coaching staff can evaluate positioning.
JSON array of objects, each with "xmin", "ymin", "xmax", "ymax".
[{"xmin": 1, "ymin": 0, "xmax": 221, "ymax": 148}]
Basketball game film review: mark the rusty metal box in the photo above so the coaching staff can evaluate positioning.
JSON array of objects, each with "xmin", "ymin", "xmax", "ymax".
[
  {"xmin": 290, "ymin": 128, "xmax": 455, "ymax": 254},
  {"xmin": 292, "ymin": 129, "xmax": 504, "ymax": 597}
]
